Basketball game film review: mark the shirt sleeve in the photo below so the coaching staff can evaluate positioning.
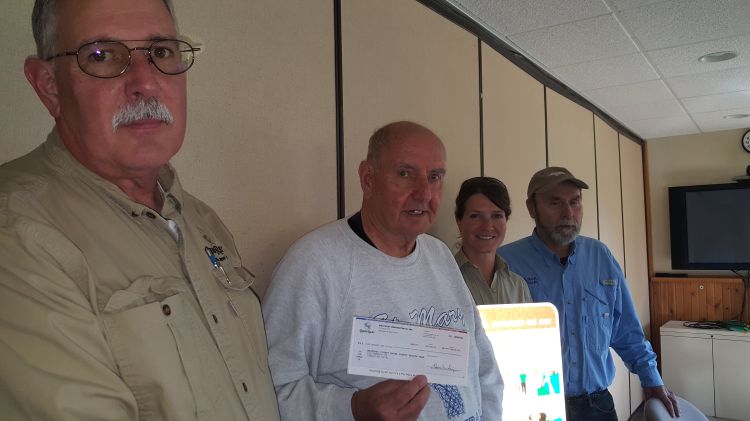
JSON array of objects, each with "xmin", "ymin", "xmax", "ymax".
[
  {"xmin": 262, "ymin": 242, "xmax": 356, "ymax": 421},
  {"xmin": 0, "ymin": 215, "xmax": 138, "ymax": 420},
  {"xmin": 608, "ymin": 254, "xmax": 663, "ymax": 388}
]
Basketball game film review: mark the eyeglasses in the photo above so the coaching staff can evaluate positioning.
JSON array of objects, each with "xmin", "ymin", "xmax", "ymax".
[{"xmin": 47, "ymin": 39, "xmax": 200, "ymax": 79}]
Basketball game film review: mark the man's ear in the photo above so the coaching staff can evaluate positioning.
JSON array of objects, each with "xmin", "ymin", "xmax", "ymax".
[
  {"xmin": 358, "ymin": 160, "xmax": 373, "ymax": 198},
  {"xmin": 24, "ymin": 57, "xmax": 61, "ymax": 118},
  {"xmin": 526, "ymin": 196, "xmax": 537, "ymax": 219}
]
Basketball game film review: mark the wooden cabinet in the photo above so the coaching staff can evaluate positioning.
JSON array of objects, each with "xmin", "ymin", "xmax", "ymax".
[
  {"xmin": 661, "ymin": 320, "xmax": 750, "ymax": 419},
  {"xmin": 649, "ymin": 276, "xmax": 749, "ymax": 364}
]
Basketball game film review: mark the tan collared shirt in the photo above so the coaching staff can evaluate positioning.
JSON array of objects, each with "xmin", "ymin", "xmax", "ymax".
[
  {"xmin": 455, "ymin": 249, "xmax": 532, "ymax": 305},
  {"xmin": 0, "ymin": 131, "xmax": 280, "ymax": 421}
]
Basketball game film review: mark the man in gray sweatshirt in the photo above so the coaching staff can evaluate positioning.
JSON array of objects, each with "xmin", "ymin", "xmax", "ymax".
[{"xmin": 262, "ymin": 121, "xmax": 503, "ymax": 420}]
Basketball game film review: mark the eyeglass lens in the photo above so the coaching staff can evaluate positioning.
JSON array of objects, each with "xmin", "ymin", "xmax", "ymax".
[{"xmin": 76, "ymin": 40, "xmax": 195, "ymax": 78}]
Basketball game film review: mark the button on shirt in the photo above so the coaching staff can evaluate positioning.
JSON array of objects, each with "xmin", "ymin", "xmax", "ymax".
[
  {"xmin": 0, "ymin": 131, "xmax": 280, "ymax": 420},
  {"xmin": 498, "ymin": 231, "xmax": 662, "ymax": 396}
]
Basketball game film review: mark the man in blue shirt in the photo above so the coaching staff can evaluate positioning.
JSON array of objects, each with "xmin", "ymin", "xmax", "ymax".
[{"xmin": 499, "ymin": 167, "xmax": 679, "ymax": 420}]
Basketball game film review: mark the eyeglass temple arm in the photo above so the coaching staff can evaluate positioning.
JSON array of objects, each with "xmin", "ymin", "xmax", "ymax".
[{"xmin": 46, "ymin": 51, "xmax": 78, "ymax": 61}]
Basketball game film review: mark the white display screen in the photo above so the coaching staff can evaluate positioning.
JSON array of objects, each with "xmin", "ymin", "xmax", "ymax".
[{"xmin": 478, "ymin": 303, "xmax": 566, "ymax": 421}]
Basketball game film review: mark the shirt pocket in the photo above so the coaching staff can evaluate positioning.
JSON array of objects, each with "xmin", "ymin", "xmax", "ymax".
[
  {"xmin": 101, "ymin": 277, "xmax": 229, "ymax": 420},
  {"xmin": 582, "ymin": 284, "xmax": 616, "ymax": 353},
  {"xmin": 524, "ymin": 278, "xmax": 547, "ymax": 302},
  {"xmin": 216, "ymin": 258, "xmax": 270, "ymax": 374}
]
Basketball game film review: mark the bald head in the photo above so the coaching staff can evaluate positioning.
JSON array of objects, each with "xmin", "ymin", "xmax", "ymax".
[
  {"xmin": 358, "ymin": 121, "xmax": 446, "ymax": 256},
  {"xmin": 366, "ymin": 121, "xmax": 444, "ymax": 167}
]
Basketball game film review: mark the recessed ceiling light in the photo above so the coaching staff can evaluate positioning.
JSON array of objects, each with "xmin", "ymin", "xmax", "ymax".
[
  {"xmin": 698, "ymin": 51, "xmax": 738, "ymax": 63},
  {"xmin": 722, "ymin": 113, "xmax": 749, "ymax": 119}
]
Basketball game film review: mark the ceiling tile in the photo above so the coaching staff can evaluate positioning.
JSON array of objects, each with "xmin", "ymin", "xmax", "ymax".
[
  {"xmin": 647, "ymin": 34, "xmax": 750, "ymax": 78},
  {"xmin": 617, "ymin": 0, "xmax": 750, "ymax": 50},
  {"xmin": 552, "ymin": 53, "xmax": 658, "ymax": 91},
  {"xmin": 691, "ymin": 107, "xmax": 750, "ymax": 132},
  {"xmin": 449, "ymin": 0, "xmax": 609, "ymax": 36},
  {"xmin": 667, "ymin": 66, "xmax": 750, "ymax": 98},
  {"xmin": 453, "ymin": 0, "xmax": 750, "ymax": 137},
  {"xmin": 608, "ymin": 0, "xmax": 668, "ymax": 11},
  {"xmin": 510, "ymin": 15, "xmax": 637, "ymax": 67},
  {"xmin": 583, "ymin": 80, "xmax": 674, "ymax": 108},
  {"xmin": 624, "ymin": 114, "xmax": 699, "ymax": 139},
  {"xmin": 605, "ymin": 99, "xmax": 685, "ymax": 121},
  {"xmin": 682, "ymin": 90, "xmax": 750, "ymax": 113}
]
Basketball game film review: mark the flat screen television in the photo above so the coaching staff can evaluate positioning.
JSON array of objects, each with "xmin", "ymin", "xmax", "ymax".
[{"xmin": 669, "ymin": 182, "xmax": 750, "ymax": 270}]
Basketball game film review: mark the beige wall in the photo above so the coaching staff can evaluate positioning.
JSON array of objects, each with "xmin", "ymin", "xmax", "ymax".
[
  {"xmin": 2, "ymin": 2, "xmax": 656, "ymax": 415},
  {"xmin": 647, "ymin": 128, "xmax": 750, "ymax": 274},
  {"xmin": 1, "ymin": 0, "xmax": 337, "ymax": 297},
  {"xmin": 620, "ymin": 135, "xmax": 650, "ymax": 409},
  {"xmin": 594, "ymin": 118, "xmax": 631, "ymax": 417},
  {"xmin": 595, "ymin": 117, "xmax": 624, "ymax": 262},
  {"xmin": 0, "ymin": 3, "xmax": 52, "ymax": 161},
  {"xmin": 481, "ymin": 43, "xmax": 545, "ymax": 244},
  {"xmin": 341, "ymin": 0, "xmax": 480, "ymax": 247},
  {"xmin": 173, "ymin": 0, "xmax": 337, "ymax": 297},
  {"xmin": 546, "ymin": 88, "xmax": 600, "ymax": 238}
]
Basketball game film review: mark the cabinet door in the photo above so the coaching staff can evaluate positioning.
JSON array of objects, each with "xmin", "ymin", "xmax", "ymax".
[
  {"xmin": 660, "ymin": 334, "xmax": 714, "ymax": 416},
  {"xmin": 714, "ymin": 338, "xmax": 750, "ymax": 420}
]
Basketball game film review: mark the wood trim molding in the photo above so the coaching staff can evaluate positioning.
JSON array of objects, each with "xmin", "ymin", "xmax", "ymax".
[{"xmin": 643, "ymin": 141, "xmax": 654, "ymax": 279}]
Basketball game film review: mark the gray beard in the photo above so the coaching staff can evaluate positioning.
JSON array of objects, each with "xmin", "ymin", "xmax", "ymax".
[
  {"xmin": 549, "ymin": 221, "xmax": 580, "ymax": 246},
  {"xmin": 112, "ymin": 97, "xmax": 174, "ymax": 132}
]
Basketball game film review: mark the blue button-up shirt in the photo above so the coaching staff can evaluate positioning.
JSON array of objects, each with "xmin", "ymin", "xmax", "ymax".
[{"xmin": 498, "ymin": 231, "xmax": 662, "ymax": 396}]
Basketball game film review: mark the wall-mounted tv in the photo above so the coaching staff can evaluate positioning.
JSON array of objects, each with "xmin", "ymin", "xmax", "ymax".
[{"xmin": 669, "ymin": 182, "xmax": 750, "ymax": 270}]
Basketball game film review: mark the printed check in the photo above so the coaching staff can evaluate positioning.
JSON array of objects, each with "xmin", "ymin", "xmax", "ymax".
[{"xmin": 347, "ymin": 317, "xmax": 470, "ymax": 386}]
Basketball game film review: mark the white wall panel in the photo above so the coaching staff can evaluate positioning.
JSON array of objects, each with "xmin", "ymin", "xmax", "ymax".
[
  {"xmin": 481, "ymin": 43, "xmax": 546, "ymax": 243},
  {"xmin": 546, "ymin": 89, "xmax": 599, "ymax": 238},
  {"xmin": 595, "ymin": 117, "xmax": 632, "ymax": 418},
  {"xmin": 620, "ymin": 135, "xmax": 649, "ymax": 411},
  {"xmin": 341, "ymin": 0, "xmax": 480, "ymax": 247}
]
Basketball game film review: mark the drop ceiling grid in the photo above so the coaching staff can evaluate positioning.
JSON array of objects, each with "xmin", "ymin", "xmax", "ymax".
[{"xmin": 448, "ymin": 0, "xmax": 750, "ymax": 138}]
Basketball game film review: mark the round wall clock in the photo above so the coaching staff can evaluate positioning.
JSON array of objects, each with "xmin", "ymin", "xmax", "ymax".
[{"xmin": 743, "ymin": 129, "xmax": 750, "ymax": 153}]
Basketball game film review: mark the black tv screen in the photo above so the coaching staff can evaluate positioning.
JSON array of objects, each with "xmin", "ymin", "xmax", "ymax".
[{"xmin": 669, "ymin": 183, "xmax": 750, "ymax": 270}]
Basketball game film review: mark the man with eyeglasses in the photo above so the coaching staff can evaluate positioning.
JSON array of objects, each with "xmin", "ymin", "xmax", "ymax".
[{"xmin": 0, "ymin": 0, "xmax": 280, "ymax": 420}]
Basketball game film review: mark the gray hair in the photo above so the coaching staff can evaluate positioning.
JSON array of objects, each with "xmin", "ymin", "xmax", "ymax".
[{"xmin": 32, "ymin": 0, "xmax": 175, "ymax": 60}]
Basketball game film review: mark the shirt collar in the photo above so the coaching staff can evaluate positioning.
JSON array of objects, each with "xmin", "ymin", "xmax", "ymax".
[
  {"xmin": 456, "ymin": 248, "xmax": 507, "ymax": 272},
  {"xmin": 157, "ymin": 165, "xmax": 184, "ymax": 218},
  {"xmin": 530, "ymin": 229, "xmax": 578, "ymax": 267},
  {"xmin": 44, "ymin": 128, "xmax": 184, "ymax": 217},
  {"xmin": 455, "ymin": 248, "xmax": 472, "ymax": 267}
]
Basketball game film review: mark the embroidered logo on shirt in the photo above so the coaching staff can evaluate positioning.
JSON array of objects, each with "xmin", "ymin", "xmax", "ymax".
[
  {"xmin": 431, "ymin": 383, "xmax": 465, "ymax": 418},
  {"xmin": 372, "ymin": 307, "xmax": 466, "ymax": 328},
  {"xmin": 409, "ymin": 306, "xmax": 465, "ymax": 328},
  {"xmin": 599, "ymin": 279, "xmax": 616, "ymax": 286}
]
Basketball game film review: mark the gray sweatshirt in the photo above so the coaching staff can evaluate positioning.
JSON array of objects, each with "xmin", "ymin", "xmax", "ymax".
[{"xmin": 262, "ymin": 218, "xmax": 503, "ymax": 420}]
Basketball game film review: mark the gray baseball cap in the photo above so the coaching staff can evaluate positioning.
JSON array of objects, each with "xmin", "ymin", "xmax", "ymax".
[{"xmin": 527, "ymin": 166, "xmax": 589, "ymax": 198}]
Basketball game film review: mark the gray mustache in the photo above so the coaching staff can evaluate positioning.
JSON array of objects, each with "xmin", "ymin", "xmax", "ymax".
[{"xmin": 112, "ymin": 98, "xmax": 174, "ymax": 132}]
